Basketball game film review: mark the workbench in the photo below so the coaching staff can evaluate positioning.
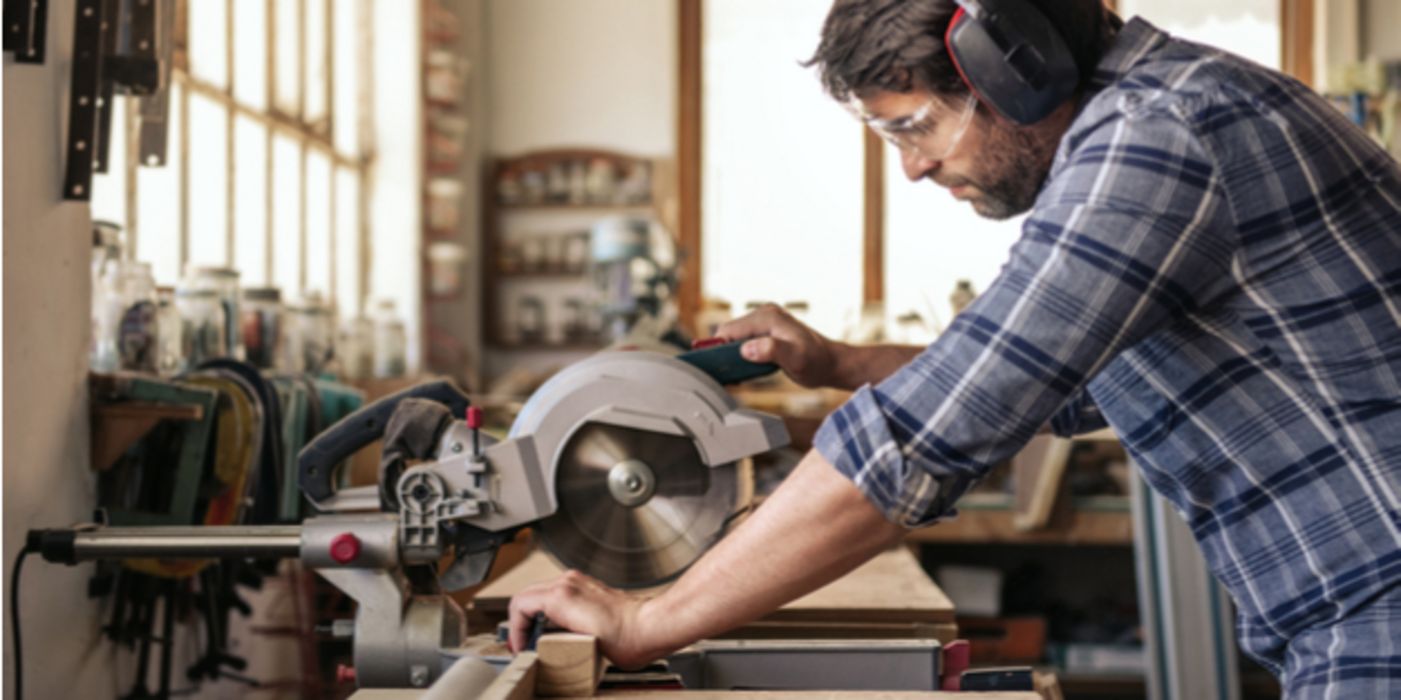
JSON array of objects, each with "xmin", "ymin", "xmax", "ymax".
[{"xmin": 349, "ymin": 547, "xmax": 1053, "ymax": 698}]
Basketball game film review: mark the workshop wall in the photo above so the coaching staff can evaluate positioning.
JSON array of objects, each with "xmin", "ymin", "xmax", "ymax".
[
  {"xmin": 2, "ymin": 2, "xmax": 118, "ymax": 697},
  {"xmin": 484, "ymin": 0, "xmax": 676, "ymax": 156},
  {"xmin": 1362, "ymin": 0, "xmax": 1401, "ymax": 60},
  {"xmin": 478, "ymin": 0, "xmax": 678, "ymax": 381}
]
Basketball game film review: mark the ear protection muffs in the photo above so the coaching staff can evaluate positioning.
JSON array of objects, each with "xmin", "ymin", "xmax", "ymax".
[{"xmin": 945, "ymin": 0, "xmax": 1080, "ymax": 125}]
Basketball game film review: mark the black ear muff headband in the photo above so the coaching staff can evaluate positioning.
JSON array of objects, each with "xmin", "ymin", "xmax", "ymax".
[{"xmin": 945, "ymin": 0, "xmax": 1079, "ymax": 125}]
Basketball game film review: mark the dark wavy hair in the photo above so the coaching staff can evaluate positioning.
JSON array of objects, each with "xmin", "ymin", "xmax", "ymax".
[{"xmin": 804, "ymin": 0, "xmax": 1120, "ymax": 101}]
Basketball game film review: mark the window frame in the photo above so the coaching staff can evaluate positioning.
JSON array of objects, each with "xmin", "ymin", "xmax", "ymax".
[{"xmin": 110, "ymin": 0, "xmax": 373, "ymax": 317}]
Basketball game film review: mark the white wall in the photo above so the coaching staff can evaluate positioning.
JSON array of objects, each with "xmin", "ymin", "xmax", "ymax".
[
  {"xmin": 3, "ymin": 2, "xmax": 117, "ymax": 696},
  {"xmin": 1362, "ymin": 0, "xmax": 1401, "ymax": 61},
  {"xmin": 485, "ymin": 0, "xmax": 676, "ymax": 156}
]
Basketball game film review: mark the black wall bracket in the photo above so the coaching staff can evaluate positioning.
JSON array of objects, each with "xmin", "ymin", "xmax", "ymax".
[
  {"xmin": 3, "ymin": 0, "xmax": 49, "ymax": 64},
  {"xmin": 63, "ymin": 0, "xmax": 170, "ymax": 201}
]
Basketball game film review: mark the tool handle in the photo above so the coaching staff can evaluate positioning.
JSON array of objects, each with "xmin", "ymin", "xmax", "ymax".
[
  {"xmin": 678, "ymin": 340, "xmax": 779, "ymax": 385},
  {"xmin": 298, "ymin": 379, "xmax": 471, "ymax": 505}
]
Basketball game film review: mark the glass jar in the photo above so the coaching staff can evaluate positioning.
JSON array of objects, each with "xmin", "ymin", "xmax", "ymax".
[
  {"xmin": 371, "ymin": 299, "xmax": 407, "ymax": 379},
  {"xmin": 337, "ymin": 316, "xmax": 375, "ymax": 381},
  {"xmin": 155, "ymin": 287, "xmax": 185, "ymax": 376},
  {"xmin": 183, "ymin": 265, "xmax": 243, "ymax": 360},
  {"xmin": 91, "ymin": 260, "xmax": 159, "ymax": 373},
  {"xmin": 176, "ymin": 288, "xmax": 227, "ymax": 369},
  {"xmin": 283, "ymin": 294, "xmax": 335, "ymax": 375},
  {"xmin": 241, "ymin": 286, "xmax": 282, "ymax": 370}
]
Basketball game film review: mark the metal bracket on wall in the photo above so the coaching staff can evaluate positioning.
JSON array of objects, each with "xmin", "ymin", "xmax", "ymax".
[
  {"xmin": 63, "ymin": 0, "xmax": 171, "ymax": 200},
  {"xmin": 62, "ymin": 0, "xmax": 108, "ymax": 200},
  {"xmin": 135, "ymin": 0, "xmax": 172, "ymax": 167},
  {"xmin": 3, "ymin": 0, "xmax": 49, "ymax": 63}
]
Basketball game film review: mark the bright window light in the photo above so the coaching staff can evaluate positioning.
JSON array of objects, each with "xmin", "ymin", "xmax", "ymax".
[
  {"xmin": 702, "ymin": 0, "xmax": 864, "ymax": 338},
  {"xmin": 274, "ymin": 0, "xmax": 303, "ymax": 115},
  {"xmin": 305, "ymin": 149, "xmax": 333, "ymax": 296},
  {"xmin": 188, "ymin": 0, "xmax": 228, "ymax": 89},
  {"xmin": 136, "ymin": 84, "xmax": 185, "ymax": 284},
  {"xmin": 233, "ymin": 0, "xmax": 269, "ymax": 110},
  {"xmin": 234, "ymin": 115, "xmax": 270, "ymax": 285},
  {"xmin": 273, "ymin": 133, "xmax": 303, "ymax": 294},
  {"xmin": 187, "ymin": 92, "xmax": 230, "ymax": 267}
]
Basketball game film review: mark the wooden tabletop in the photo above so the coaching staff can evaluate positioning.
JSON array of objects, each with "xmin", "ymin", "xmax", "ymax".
[{"xmin": 472, "ymin": 546, "xmax": 955, "ymax": 627}]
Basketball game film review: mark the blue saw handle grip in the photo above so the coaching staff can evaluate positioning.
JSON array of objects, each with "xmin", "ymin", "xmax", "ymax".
[
  {"xmin": 678, "ymin": 340, "xmax": 779, "ymax": 385},
  {"xmin": 298, "ymin": 379, "xmax": 471, "ymax": 505}
]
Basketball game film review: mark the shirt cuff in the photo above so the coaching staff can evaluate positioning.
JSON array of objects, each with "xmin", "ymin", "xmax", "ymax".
[{"xmin": 814, "ymin": 384, "xmax": 972, "ymax": 529}]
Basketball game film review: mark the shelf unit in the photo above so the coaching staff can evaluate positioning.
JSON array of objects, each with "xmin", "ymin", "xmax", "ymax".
[{"xmin": 480, "ymin": 148, "xmax": 658, "ymax": 355}]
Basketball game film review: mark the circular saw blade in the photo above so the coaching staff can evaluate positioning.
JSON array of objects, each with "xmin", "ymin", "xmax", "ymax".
[{"xmin": 536, "ymin": 422, "xmax": 737, "ymax": 589}]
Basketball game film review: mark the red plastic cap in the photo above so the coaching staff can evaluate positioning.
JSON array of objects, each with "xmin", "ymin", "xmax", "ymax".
[
  {"xmin": 691, "ymin": 337, "xmax": 727, "ymax": 350},
  {"xmin": 329, "ymin": 533, "xmax": 361, "ymax": 564},
  {"xmin": 336, "ymin": 664, "xmax": 357, "ymax": 684},
  {"xmin": 465, "ymin": 405, "xmax": 484, "ymax": 430}
]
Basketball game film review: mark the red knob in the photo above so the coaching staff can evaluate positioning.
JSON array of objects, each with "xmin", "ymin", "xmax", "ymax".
[
  {"xmin": 465, "ymin": 405, "xmax": 484, "ymax": 430},
  {"xmin": 336, "ymin": 664, "xmax": 357, "ymax": 684},
  {"xmin": 329, "ymin": 533, "xmax": 361, "ymax": 564}
]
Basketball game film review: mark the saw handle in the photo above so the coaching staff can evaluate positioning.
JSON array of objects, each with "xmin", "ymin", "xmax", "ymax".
[
  {"xmin": 679, "ymin": 339, "xmax": 779, "ymax": 385},
  {"xmin": 298, "ymin": 379, "xmax": 471, "ymax": 505}
]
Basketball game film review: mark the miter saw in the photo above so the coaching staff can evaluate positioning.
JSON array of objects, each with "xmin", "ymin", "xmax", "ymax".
[{"xmin": 26, "ymin": 343, "xmax": 788, "ymax": 690}]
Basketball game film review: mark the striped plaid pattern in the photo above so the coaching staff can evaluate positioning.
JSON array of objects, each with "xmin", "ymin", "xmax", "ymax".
[{"xmin": 814, "ymin": 18, "xmax": 1401, "ymax": 694}]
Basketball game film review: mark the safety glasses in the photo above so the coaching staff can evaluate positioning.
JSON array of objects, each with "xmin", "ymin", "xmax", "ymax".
[{"xmin": 846, "ymin": 92, "xmax": 978, "ymax": 161}]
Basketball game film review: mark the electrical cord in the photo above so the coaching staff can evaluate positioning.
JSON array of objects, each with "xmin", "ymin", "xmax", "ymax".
[{"xmin": 10, "ymin": 544, "xmax": 34, "ymax": 700}]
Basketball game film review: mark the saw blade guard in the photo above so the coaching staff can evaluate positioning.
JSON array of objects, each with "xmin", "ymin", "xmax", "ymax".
[{"xmin": 507, "ymin": 351, "xmax": 789, "ymax": 586}]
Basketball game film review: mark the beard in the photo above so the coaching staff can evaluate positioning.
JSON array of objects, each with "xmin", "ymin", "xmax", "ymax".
[{"xmin": 938, "ymin": 116, "xmax": 1058, "ymax": 220}]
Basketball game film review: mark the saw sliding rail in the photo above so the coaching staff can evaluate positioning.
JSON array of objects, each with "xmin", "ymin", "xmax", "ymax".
[{"xmin": 34, "ymin": 525, "xmax": 304, "ymax": 561}]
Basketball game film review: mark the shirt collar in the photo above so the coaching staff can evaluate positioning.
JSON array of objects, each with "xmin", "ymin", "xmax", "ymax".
[{"xmin": 1088, "ymin": 17, "xmax": 1172, "ymax": 90}]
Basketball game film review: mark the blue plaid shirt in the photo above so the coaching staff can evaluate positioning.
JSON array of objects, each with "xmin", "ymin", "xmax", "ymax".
[{"xmin": 815, "ymin": 18, "xmax": 1401, "ymax": 678}]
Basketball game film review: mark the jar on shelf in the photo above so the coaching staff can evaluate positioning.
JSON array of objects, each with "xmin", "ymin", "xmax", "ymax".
[
  {"xmin": 155, "ymin": 287, "xmax": 185, "ymax": 377},
  {"xmin": 372, "ymin": 299, "xmax": 408, "ymax": 379},
  {"xmin": 241, "ymin": 286, "xmax": 282, "ymax": 370},
  {"xmin": 176, "ymin": 288, "xmax": 227, "ymax": 368},
  {"xmin": 283, "ymin": 293, "xmax": 335, "ymax": 375},
  {"xmin": 183, "ymin": 265, "xmax": 243, "ymax": 360},
  {"xmin": 426, "ymin": 242, "xmax": 468, "ymax": 297},
  {"xmin": 337, "ymin": 315, "xmax": 375, "ymax": 380},
  {"xmin": 92, "ymin": 260, "xmax": 159, "ymax": 373}
]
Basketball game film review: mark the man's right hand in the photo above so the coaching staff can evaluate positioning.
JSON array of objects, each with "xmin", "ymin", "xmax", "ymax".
[{"xmin": 714, "ymin": 304, "xmax": 844, "ymax": 389}]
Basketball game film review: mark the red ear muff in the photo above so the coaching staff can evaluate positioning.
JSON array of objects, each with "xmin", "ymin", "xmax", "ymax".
[{"xmin": 944, "ymin": 7, "xmax": 983, "ymax": 103}]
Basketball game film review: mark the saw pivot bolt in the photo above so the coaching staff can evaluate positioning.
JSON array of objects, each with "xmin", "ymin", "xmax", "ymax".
[{"xmin": 329, "ymin": 533, "xmax": 362, "ymax": 564}]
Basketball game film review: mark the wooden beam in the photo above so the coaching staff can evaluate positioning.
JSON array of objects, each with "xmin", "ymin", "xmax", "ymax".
[
  {"xmin": 536, "ymin": 633, "xmax": 606, "ymax": 697},
  {"xmin": 474, "ymin": 652, "xmax": 538, "ymax": 700},
  {"xmin": 676, "ymin": 0, "xmax": 703, "ymax": 335},
  {"xmin": 1281, "ymin": 0, "xmax": 1315, "ymax": 88},
  {"xmin": 862, "ymin": 129, "xmax": 884, "ymax": 304}
]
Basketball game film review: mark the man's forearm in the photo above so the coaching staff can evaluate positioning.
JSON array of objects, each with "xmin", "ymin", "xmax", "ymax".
[
  {"xmin": 830, "ymin": 342, "xmax": 925, "ymax": 390},
  {"xmin": 633, "ymin": 449, "xmax": 906, "ymax": 659}
]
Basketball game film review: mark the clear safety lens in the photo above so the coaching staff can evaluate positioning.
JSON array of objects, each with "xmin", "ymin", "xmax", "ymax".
[{"xmin": 846, "ymin": 92, "xmax": 978, "ymax": 161}]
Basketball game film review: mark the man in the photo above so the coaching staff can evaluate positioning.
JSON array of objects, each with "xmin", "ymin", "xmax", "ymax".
[{"xmin": 508, "ymin": 2, "xmax": 1401, "ymax": 697}]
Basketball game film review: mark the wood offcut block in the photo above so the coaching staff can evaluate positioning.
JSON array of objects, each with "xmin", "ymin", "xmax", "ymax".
[{"xmin": 535, "ymin": 633, "xmax": 607, "ymax": 697}]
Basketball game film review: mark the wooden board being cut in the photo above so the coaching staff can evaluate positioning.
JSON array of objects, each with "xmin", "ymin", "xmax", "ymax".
[{"xmin": 472, "ymin": 547, "xmax": 954, "ymax": 633}]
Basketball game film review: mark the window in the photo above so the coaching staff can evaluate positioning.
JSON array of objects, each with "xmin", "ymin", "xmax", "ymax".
[
  {"xmin": 93, "ymin": 0, "xmax": 374, "ymax": 323},
  {"xmin": 700, "ymin": 0, "xmax": 865, "ymax": 338}
]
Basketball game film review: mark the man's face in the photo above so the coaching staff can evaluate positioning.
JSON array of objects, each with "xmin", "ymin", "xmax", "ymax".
[{"xmin": 853, "ymin": 88, "xmax": 1067, "ymax": 220}]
